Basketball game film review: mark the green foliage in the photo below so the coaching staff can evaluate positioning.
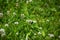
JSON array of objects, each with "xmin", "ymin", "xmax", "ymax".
[{"xmin": 0, "ymin": 0, "xmax": 60, "ymax": 40}]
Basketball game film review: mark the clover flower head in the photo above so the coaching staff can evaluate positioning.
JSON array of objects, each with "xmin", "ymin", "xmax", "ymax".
[
  {"xmin": 48, "ymin": 34, "xmax": 54, "ymax": 37},
  {"xmin": 0, "ymin": 13, "xmax": 3, "ymax": 18},
  {"xmin": 0, "ymin": 28, "xmax": 6, "ymax": 37}
]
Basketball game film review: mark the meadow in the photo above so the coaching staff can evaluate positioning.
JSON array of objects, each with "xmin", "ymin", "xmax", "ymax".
[{"xmin": 0, "ymin": 0, "xmax": 60, "ymax": 40}]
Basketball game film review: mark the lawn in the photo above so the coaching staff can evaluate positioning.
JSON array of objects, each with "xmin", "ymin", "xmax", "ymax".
[{"xmin": 0, "ymin": 0, "xmax": 60, "ymax": 40}]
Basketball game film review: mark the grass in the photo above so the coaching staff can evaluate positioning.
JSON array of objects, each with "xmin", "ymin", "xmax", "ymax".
[{"xmin": 0, "ymin": 0, "xmax": 60, "ymax": 40}]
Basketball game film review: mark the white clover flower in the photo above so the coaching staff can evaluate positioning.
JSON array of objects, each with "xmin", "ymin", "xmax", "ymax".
[
  {"xmin": 26, "ymin": 1, "xmax": 29, "ymax": 4},
  {"xmin": 7, "ymin": 10, "xmax": 10, "ymax": 15},
  {"xmin": 26, "ymin": 0, "xmax": 32, "ymax": 4},
  {"xmin": 48, "ymin": 34, "xmax": 54, "ymax": 37},
  {"xmin": 5, "ymin": 24, "xmax": 9, "ymax": 27},
  {"xmin": 46, "ymin": 19, "xmax": 50, "ymax": 22},
  {"xmin": 20, "ymin": 14, "xmax": 25, "ymax": 19},
  {"xmin": 1, "ymin": 33, "xmax": 6, "ymax": 37},
  {"xmin": 26, "ymin": 20, "xmax": 37, "ymax": 24},
  {"xmin": 58, "ymin": 36, "xmax": 60, "ymax": 38},
  {"xmin": 0, "ymin": 13, "xmax": 3, "ymax": 18},
  {"xmin": 16, "ymin": 32, "xmax": 19, "ymax": 35},
  {"xmin": 16, "ymin": 3, "xmax": 19, "ymax": 7},
  {"xmin": 34, "ymin": 33, "xmax": 37, "ymax": 35},
  {"xmin": 33, "ymin": 20, "xmax": 37, "ymax": 23},
  {"xmin": 38, "ymin": 32, "xmax": 41, "ymax": 35},
  {"xmin": 29, "ymin": 0, "xmax": 32, "ymax": 2},
  {"xmin": 39, "ymin": 27, "xmax": 42, "ymax": 29},
  {"xmin": 14, "ymin": 21, "xmax": 19, "ymax": 25},
  {"xmin": 13, "ymin": 12, "xmax": 16, "ymax": 15},
  {"xmin": 26, "ymin": 20, "xmax": 33, "ymax": 23},
  {"xmin": 0, "ymin": 28, "xmax": 6, "ymax": 37}
]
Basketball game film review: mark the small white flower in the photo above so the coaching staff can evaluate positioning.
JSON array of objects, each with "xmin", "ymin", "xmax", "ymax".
[
  {"xmin": 16, "ymin": 32, "xmax": 19, "ymax": 35},
  {"xmin": 48, "ymin": 34, "xmax": 54, "ymax": 37},
  {"xmin": 34, "ymin": 33, "xmax": 37, "ymax": 35},
  {"xmin": 46, "ymin": 19, "xmax": 50, "ymax": 22},
  {"xmin": 20, "ymin": 14, "xmax": 25, "ymax": 19},
  {"xmin": 0, "ymin": 28, "xmax": 6, "ymax": 37},
  {"xmin": 33, "ymin": 20, "xmax": 37, "ymax": 23},
  {"xmin": 39, "ymin": 27, "xmax": 42, "ymax": 29},
  {"xmin": 7, "ymin": 10, "xmax": 10, "ymax": 15},
  {"xmin": 38, "ymin": 32, "xmax": 41, "ymax": 35},
  {"xmin": 26, "ymin": 1, "xmax": 29, "ymax": 4},
  {"xmin": 1, "ymin": 33, "xmax": 6, "ymax": 37},
  {"xmin": 58, "ymin": 36, "xmax": 60, "ymax": 38},
  {"xmin": 29, "ymin": 0, "xmax": 32, "ymax": 2},
  {"xmin": 13, "ymin": 12, "xmax": 16, "ymax": 15},
  {"xmin": 16, "ymin": 3, "xmax": 19, "ymax": 7},
  {"xmin": 26, "ymin": 0, "xmax": 32, "ymax": 4},
  {"xmin": 14, "ymin": 21, "xmax": 19, "ymax": 24},
  {"xmin": 0, "ymin": 13, "xmax": 3, "ymax": 18},
  {"xmin": 26, "ymin": 20, "xmax": 33, "ymax": 23},
  {"xmin": 5, "ymin": 24, "xmax": 9, "ymax": 27}
]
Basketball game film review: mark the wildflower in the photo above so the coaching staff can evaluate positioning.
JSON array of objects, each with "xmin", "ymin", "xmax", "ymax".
[
  {"xmin": 0, "ymin": 13, "xmax": 3, "ymax": 18},
  {"xmin": 20, "ymin": 14, "xmax": 25, "ymax": 19},
  {"xmin": 26, "ymin": 1, "xmax": 29, "ymax": 4},
  {"xmin": 29, "ymin": 0, "xmax": 32, "ymax": 2},
  {"xmin": 14, "ymin": 21, "xmax": 19, "ymax": 25},
  {"xmin": 7, "ymin": 10, "xmax": 10, "ymax": 15},
  {"xmin": 33, "ymin": 20, "xmax": 37, "ymax": 23},
  {"xmin": 38, "ymin": 32, "xmax": 41, "ymax": 35},
  {"xmin": 0, "ymin": 28, "xmax": 6, "ymax": 37},
  {"xmin": 16, "ymin": 3, "xmax": 19, "ymax": 7},
  {"xmin": 26, "ymin": 20, "xmax": 37, "ymax": 24},
  {"xmin": 16, "ymin": 32, "xmax": 19, "ymax": 35},
  {"xmin": 58, "ymin": 35, "xmax": 60, "ymax": 38},
  {"xmin": 48, "ymin": 34, "xmax": 54, "ymax": 37},
  {"xmin": 5, "ymin": 24, "xmax": 9, "ymax": 27},
  {"xmin": 39, "ymin": 27, "xmax": 42, "ymax": 29},
  {"xmin": 26, "ymin": 0, "xmax": 32, "ymax": 4},
  {"xmin": 13, "ymin": 12, "xmax": 16, "ymax": 15},
  {"xmin": 26, "ymin": 20, "xmax": 33, "ymax": 24},
  {"xmin": 46, "ymin": 19, "xmax": 50, "ymax": 22},
  {"xmin": 34, "ymin": 33, "xmax": 37, "ymax": 35}
]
